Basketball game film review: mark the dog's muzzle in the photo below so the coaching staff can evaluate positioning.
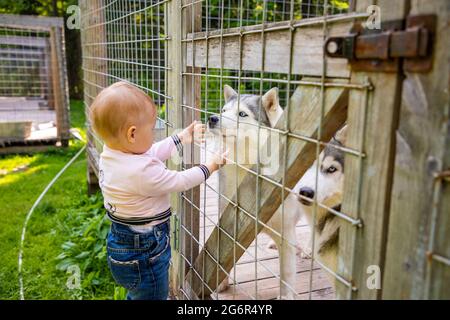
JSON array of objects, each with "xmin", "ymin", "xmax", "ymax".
[
  {"xmin": 298, "ymin": 187, "xmax": 314, "ymax": 206},
  {"xmin": 208, "ymin": 115, "xmax": 219, "ymax": 128}
]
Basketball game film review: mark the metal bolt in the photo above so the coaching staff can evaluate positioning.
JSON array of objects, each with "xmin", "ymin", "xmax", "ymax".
[{"xmin": 327, "ymin": 40, "xmax": 339, "ymax": 54}]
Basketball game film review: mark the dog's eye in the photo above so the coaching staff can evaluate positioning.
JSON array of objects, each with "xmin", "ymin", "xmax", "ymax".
[
  {"xmin": 326, "ymin": 166, "xmax": 337, "ymax": 174},
  {"xmin": 238, "ymin": 111, "xmax": 248, "ymax": 117}
]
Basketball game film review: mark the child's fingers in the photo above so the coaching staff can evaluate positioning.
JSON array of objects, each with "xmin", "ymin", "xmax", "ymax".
[
  {"xmin": 194, "ymin": 123, "xmax": 206, "ymax": 131},
  {"xmin": 194, "ymin": 126, "xmax": 206, "ymax": 138},
  {"xmin": 214, "ymin": 148, "xmax": 229, "ymax": 165},
  {"xmin": 187, "ymin": 121, "xmax": 197, "ymax": 131}
]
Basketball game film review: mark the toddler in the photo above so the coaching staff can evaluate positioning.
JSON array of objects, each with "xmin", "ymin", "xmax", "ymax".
[{"xmin": 89, "ymin": 81, "xmax": 225, "ymax": 300}]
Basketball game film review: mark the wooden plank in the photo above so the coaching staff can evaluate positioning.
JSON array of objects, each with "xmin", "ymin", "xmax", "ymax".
[
  {"xmin": 185, "ymin": 82, "xmax": 349, "ymax": 298},
  {"xmin": 0, "ymin": 143, "xmax": 57, "ymax": 155},
  {"xmin": 199, "ymin": 224, "xmax": 309, "ymax": 247},
  {"xmin": 181, "ymin": 0, "xmax": 202, "ymax": 283},
  {"xmin": 165, "ymin": 0, "xmax": 184, "ymax": 300},
  {"xmin": 0, "ymin": 48, "xmax": 44, "ymax": 56},
  {"xmin": 80, "ymin": 0, "xmax": 99, "ymax": 194},
  {"xmin": 382, "ymin": 0, "xmax": 450, "ymax": 299},
  {"xmin": 82, "ymin": 0, "xmax": 107, "ymax": 194},
  {"xmin": 218, "ymin": 269, "xmax": 331, "ymax": 300},
  {"xmin": 54, "ymin": 26, "xmax": 70, "ymax": 146},
  {"xmin": 0, "ymin": 14, "xmax": 63, "ymax": 30},
  {"xmin": 199, "ymin": 224, "xmax": 311, "ymax": 266},
  {"xmin": 185, "ymin": 16, "xmax": 360, "ymax": 77},
  {"xmin": 0, "ymin": 36, "xmax": 49, "ymax": 47},
  {"xmin": 336, "ymin": 0, "xmax": 408, "ymax": 300},
  {"xmin": 295, "ymin": 287, "xmax": 335, "ymax": 300},
  {"xmin": 49, "ymin": 27, "xmax": 64, "ymax": 144},
  {"xmin": 226, "ymin": 254, "xmax": 323, "ymax": 285}
]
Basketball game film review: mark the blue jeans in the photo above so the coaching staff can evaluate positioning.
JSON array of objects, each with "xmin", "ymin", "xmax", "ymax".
[{"xmin": 106, "ymin": 219, "xmax": 171, "ymax": 300}]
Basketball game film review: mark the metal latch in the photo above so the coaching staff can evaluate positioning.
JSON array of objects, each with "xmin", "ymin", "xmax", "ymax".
[{"xmin": 325, "ymin": 14, "xmax": 436, "ymax": 73}]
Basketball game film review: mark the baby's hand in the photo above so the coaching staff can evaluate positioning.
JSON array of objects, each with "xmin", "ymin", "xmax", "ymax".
[
  {"xmin": 178, "ymin": 121, "xmax": 205, "ymax": 145},
  {"xmin": 205, "ymin": 149, "xmax": 229, "ymax": 174}
]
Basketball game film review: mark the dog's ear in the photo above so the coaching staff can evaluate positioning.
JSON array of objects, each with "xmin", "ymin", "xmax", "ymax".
[
  {"xmin": 334, "ymin": 125, "xmax": 348, "ymax": 145},
  {"xmin": 224, "ymin": 85, "xmax": 237, "ymax": 103},
  {"xmin": 262, "ymin": 88, "xmax": 279, "ymax": 112}
]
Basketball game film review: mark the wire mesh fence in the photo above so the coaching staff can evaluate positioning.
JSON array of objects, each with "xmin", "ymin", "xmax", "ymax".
[
  {"xmin": 80, "ymin": 0, "xmax": 449, "ymax": 300},
  {"xmin": 0, "ymin": 27, "xmax": 51, "ymax": 98},
  {"xmin": 80, "ymin": 0, "xmax": 169, "ymax": 160},
  {"xmin": 180, "ymin": 0, "xmax": 357, "ymax": 300}
]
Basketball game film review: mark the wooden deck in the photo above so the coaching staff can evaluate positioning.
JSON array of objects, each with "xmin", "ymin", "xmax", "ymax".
[{"xmin": 197, "ymin": 172, "xmax": 335, "ymax": 300}]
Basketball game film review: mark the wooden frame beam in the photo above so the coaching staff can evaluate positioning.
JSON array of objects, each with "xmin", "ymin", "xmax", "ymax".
[
  {"xmin": 49, "ymin": 26, "xmax": 70, "ymax": 146},
  {"xmin": 382, "ymin": 0, "xmax": 450, "ymax": 299},
  {"xmin": 181, "ymin": 0, "xmax": 202, "ymax": 289},
  {"xmin": 336, "ymin": 0, "xmax": 409, "ymax": 300},
  {"xmin": 185, "ymin": 82, "xmax": 349, "ymax": 298},
  {"xmin": 0, "ymin": 36, "xmax": 49, "ymax": 47},
  {"xmin": 0, "ymin": 14, "xmax": 64, "ymax": 30},
  {"xmin": 185, "ymin": 14, "xmax": 369, "ymax": 78},
  {"xmin": 165, "ymin": 0, "xmax": 184, "ymax": 299}
]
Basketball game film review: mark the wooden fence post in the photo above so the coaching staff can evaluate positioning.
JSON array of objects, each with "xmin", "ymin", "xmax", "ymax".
[
  {"xmin": 49, "ymin": 25, "xmax": 70, "ymax": 147},
  {"xmin": 82, "ymin": 0, "xmax": 108, "ymax": 195},
  {"xmin": 382, "ymin": 0, "xmax": 450, "ymax": 299},
  {"xmin": 181, "ymin": 0, "xmax": 202, "ymax": 285},
  {"xmin": 166, "ymin": 0, "xmax": 183, "ymax": 299},
  {"xmin": 336, "ymin": 0, "xmax": 408, "ymax": 299}
]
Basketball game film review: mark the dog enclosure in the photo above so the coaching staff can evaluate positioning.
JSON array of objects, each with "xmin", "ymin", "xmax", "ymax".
[
  {"xmin": 0, "ymin": 14, "xmax": 70, "ymax": 154},
  {"xmin": 80, "ymin": 0, "xmax": 449, "ymax": 300}
]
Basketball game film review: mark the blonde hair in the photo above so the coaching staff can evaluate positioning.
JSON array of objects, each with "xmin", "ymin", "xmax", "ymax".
[{"xmin": 89, "ymin": 81, "xmax": 156, "ymax": 142}]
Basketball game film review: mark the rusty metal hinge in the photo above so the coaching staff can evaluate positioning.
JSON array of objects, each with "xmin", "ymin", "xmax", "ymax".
[{"xmin": 325, "ymin": 14, "xmax": 436, "ymax": 73}]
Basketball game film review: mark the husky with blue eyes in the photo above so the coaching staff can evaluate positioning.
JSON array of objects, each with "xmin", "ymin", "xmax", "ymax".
[
  {"xmin": 208, "ymin": 85, "xmax": 283, "ymax": 177},
  {"xmin": 207, "ymin": 85, "xmax": 347, "ymax": 299},
  {"xmin": 290, "ymin": 125, "xmax": 348, "ymax": 280}
]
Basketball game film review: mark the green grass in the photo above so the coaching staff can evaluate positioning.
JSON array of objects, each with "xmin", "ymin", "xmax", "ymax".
[{"xmin": 0, "ymin": 100, "xmax": 120, "ymax": 300}]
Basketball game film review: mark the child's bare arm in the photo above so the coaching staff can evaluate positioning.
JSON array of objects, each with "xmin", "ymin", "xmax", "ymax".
[
  {"xmin": 148, "ymin": 135, "xmax": 182, "ymax": 161},
  {"xmin": 139, "ymin": 150, "xmax": 227, "ymax": 197},
  {"xmin": 148, "ymin": 121, "xmax": 205, "ymax": 161}
]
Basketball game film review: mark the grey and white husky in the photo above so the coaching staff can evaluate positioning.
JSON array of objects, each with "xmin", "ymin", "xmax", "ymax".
[
  {"xmin": 207, "ymin": 85, "xmax": 347, "ymax": 299},
  {"xmin": 292, "ymin": 125, "xmax": 347, "ymax": 275}
]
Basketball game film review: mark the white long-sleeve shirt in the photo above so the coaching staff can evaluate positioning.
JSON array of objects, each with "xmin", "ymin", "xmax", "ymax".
[{"xmin": 98, "ymin": 135, "xmax": 210, "ymax": 228}]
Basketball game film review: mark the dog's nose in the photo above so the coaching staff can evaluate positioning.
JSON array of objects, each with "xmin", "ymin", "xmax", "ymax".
[
  {"xmin": 208, "ymin": 115, "xmax": 219, "ymax": 126},
  {"xmin": 299, "ymin": 187, "xmax": 315, "ymax": 199}
]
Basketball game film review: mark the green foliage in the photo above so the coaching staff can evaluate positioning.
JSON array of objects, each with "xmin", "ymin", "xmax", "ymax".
[
  {"xmin": 114, "ymin": 286, "xmax": 127, "ymax": 300},
  {"xmin": 204, "ymin": 0, "xmax": 349, "ymax": 29},
  {"xmin": 55, "ymin": 193, "xmax": 117, "ymax": 299},
  {"xmin": 0, "ymin": 0, "xmax": 76, "ymax": 17}
]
